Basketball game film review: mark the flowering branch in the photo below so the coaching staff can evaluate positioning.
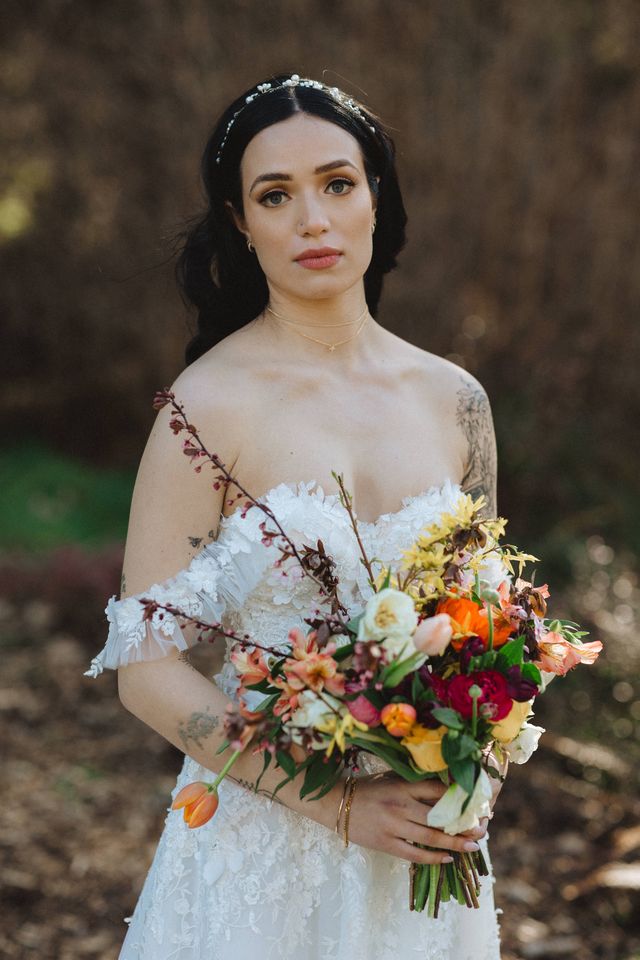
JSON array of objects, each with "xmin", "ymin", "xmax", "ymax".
[{"xmin": 153, "ymin": 388, "xmax": 350, "ymax": 622}]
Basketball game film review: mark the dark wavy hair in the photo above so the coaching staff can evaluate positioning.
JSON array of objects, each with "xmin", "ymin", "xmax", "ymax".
[{"xmin": 175, "ymin": 73, "xmax": 408, "ymax": 366}]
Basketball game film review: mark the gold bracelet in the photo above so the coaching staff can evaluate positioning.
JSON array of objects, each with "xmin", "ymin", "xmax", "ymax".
[
  {"xmin": 335, "ymin": 775, "xmax": 351, "ymax": 836},
  {"xmin": 342, "ymin": 776, "xmax": 358, "ymax": 848}
]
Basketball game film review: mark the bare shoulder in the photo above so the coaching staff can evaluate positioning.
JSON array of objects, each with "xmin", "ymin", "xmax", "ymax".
[
  {"xmin": 397, "ymin": 339, "xmax": 498, "ymax": 514},
  {"xmin": 120, "ymin": 344, "xmax": 247, "ymax": 597}
]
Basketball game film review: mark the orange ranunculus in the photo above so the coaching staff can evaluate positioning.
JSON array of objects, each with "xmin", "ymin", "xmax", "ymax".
[
  {"xmin": 380, "ymin": 702, "xmax": 417, "ymax": 737},
  {"xmin": 436, "ymin": 596, "xmax": 513, "ymax": 651},
  {"xmin": 172, "ymin": 781, "xmax": 219, "ymax": 828},
  {"xmin": 401, "ymin": 724, "xmax": 448, "ymax": 772}
]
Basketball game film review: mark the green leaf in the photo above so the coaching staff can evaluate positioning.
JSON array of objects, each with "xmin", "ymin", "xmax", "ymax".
[
  {"xmin": 431, "ymin": 707, "xmax": 465, "ymax": 730},
  {"xmin": 522, "ymin": 662, "xmax": 542, "ymax": 685},
  {"xmin": 456, "ymin": 734, "xmax": 478, "ymax": 760},
  {"xmin": 304, "ymin": 762, "xmax": 344, "ymax": 801},
  {"xmin": 254, "ymin": 750, "xmax": 272, "ymax": 791},
  {"xmin": 448, "ymin": 757, "xmax": 476, "ymax": 797},
  {"xmin": 299, "ymin": 754, "xmax": 333, "ymax": 799},
  {"xmin": 495, "ymin": 636, "xmax": 525, "ymax": 669},
  {"xmin": 276, "ymin": 749, "xmax": 297, "ymax": 780},
  {"xmin": 380, "ymin": 650, "xmax": 426, "ymax": 687},
  {"xmin": 380, "ymin": 568, "xmax": 392, "ymax": 590}
]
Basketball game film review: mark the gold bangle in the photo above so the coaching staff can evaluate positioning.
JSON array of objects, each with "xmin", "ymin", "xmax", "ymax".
[
  {"xmin": 335, "ymin": 775, "xmax": 351, "ymax": 835},
  {"xmin": 342, "ymin": 776, "xmax": 358, "ymax": 848}
]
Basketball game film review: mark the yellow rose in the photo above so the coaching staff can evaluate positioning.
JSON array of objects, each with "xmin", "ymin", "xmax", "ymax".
[
  {"xmin": 490, "ymin": 699, "xmax": 533, "ymax": 743},
  {"xmin": 401, "ymin": 724, "xmax": 448, "ymax": 772}
]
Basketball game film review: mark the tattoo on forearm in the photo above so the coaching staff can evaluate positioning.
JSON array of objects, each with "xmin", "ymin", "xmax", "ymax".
[
  {"xmin": 456, "ymin": 377, "xmax": 498, "ymax": 517},
  {"xmin": 177, "ymin": 706, "xmax": 220, "ymax": 751},
  {"xmin": 229, "ymin": 776, "xmax": 283, "ymax": 802}
]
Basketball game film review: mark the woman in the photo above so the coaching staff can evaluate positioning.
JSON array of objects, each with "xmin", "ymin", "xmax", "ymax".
[{"xmin": 85, "ymin": 73, "xmax": 504, "ymax": 959}]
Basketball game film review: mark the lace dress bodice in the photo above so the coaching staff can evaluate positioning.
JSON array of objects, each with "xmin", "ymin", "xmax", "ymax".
[{"xmin": 84, "ymin": 479, "xmax": 503, "ymax": 960}]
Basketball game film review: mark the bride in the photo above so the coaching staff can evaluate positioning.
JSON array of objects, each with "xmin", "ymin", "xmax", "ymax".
[{"xmin": 85, "ymin": 73, "xmax": 504, "ymax": 959}]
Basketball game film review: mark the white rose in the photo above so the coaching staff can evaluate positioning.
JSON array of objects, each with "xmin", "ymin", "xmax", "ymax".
[
  {"xmin": 503, "ymin": 721, "xmax": 545, "ymax": 764},
  {"xmin": 358, "ymin": 588, "xmax": 419, "ymax": 642},
  {"xmin": 287, "ymin": 690, "xmax": 340, "ymax": 747},
  {"xmin": 427, "ymin": 768, "xmax": 493, "ymax": 836}
]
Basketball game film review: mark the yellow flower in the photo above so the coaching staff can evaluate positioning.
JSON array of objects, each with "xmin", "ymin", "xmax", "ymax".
[
  {"xmin": 490, "ymin": 700, "xmax": 533, "ymax": 743},
  {"xmin": 401, "ymin": 723, "xmax": 448, "ymax": 772},
  {"xmin": 316, "ymin": 710, "xmax": 369, "ymax": 757}
]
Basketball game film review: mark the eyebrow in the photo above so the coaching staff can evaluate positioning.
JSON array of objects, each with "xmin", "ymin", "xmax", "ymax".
[{"xmin": 249, "ymin": 159, "xmax": 359, "ymax": 196}]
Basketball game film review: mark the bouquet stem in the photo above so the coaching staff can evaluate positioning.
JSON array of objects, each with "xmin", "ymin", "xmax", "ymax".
[{"xmin": 409, "ymin": 850, "xmax": 489, "ymax": 917}]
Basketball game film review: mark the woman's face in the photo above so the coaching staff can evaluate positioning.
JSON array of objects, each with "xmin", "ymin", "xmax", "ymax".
[{"xmin": 228, "ymin": 112, "xmax": 378, "ymax": 303}]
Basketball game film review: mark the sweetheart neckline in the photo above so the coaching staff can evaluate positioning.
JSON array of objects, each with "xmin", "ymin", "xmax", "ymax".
[{"xmin": 219, "ymin": 477, "xmax": 461, "ymax": 531}]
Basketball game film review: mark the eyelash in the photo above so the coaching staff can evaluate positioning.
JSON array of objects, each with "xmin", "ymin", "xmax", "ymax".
[{"xmin": 258, "ymin": 177, "xmax": 356, "ymax": 207}]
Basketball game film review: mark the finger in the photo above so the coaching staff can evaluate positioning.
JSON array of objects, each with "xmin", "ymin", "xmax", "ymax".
[
  {"xmin": 391, "ymin": 839, "xmax": 455, "ymax": 866},
  {"xmin": 399, "ymin": 821, "xmax": 482, "ymax": 854},
  {"xmin": 459, "ymin": 817, "xmax": 489, "ymax": 839},
  {"xmin": 408, "ymin": 780, "xmax": 449, "ymax": 803}
]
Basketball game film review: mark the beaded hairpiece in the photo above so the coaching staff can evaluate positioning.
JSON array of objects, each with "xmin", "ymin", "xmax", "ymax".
[{"xmin": 215, "ymin": 74, "xmax": 377, "ymax": 164}]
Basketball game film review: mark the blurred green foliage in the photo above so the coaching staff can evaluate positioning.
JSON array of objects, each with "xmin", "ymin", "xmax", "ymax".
[{"xmin": 0, "ymin": 443, "xmax": 134, "ymax": 551}]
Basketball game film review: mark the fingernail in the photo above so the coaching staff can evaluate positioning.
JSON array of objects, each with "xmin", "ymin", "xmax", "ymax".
[
  {"xmin": 442, "ymin": 856, "xmax": 454, "ymax": 863},
  {"xmin": 463, "ymin": 841, "xmax": 480, "ymax": 851}
]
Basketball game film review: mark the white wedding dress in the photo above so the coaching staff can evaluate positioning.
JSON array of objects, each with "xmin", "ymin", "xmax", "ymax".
[{"xmin": 84, "ymin": 479, "xmax": 502, "ymax": 960}]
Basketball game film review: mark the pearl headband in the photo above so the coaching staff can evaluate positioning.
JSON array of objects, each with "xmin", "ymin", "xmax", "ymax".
[{"xmin": 215, "ymin": 74, "xmax": 377, "ymax": 165}]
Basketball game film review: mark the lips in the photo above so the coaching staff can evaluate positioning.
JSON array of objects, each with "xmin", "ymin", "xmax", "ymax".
[{"xmin": 294, "ymin": 247, "xmax": 341, "ymax": 261}]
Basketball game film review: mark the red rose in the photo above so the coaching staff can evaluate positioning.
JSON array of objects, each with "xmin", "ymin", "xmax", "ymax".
[{"xmin": 448, "ymin": 670, "xmax": 512, "ymax": 721}]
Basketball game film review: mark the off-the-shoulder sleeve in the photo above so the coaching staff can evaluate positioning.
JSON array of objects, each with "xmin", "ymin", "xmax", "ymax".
[{"xmin": 83, "ymin": 521, "xmax": 268, "ymax": 679}]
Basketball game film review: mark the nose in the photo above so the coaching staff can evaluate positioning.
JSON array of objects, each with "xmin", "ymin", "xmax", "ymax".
[{"xmin": 296, "ymin": 190, "xmax": 330, "ymax": 237}]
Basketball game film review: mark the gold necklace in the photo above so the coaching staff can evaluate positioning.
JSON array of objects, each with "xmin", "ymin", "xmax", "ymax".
[{"xmin": 266, "ymin": 305, "xmax": 370, "ymax": 352}]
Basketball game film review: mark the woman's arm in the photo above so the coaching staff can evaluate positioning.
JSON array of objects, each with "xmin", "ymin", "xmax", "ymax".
[{"xmin": 114, "ymin": 371, "xmax": 344, "ymax": 827}]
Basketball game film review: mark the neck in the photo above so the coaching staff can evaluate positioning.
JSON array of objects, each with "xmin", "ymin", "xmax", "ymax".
[{"xmin": 254, "ymin": 290, "xmax": 379, "ymax": 365}]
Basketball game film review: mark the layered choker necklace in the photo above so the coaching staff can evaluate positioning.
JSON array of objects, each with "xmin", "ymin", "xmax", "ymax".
[{"xmin": 265, "ymin": 305, "xmax": 370, "ymax": 352}]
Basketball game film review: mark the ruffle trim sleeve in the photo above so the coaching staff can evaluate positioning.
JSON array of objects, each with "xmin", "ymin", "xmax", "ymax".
[{"xmin": 83, "ymin": 518, "xmax": 268, "ymax": 679}]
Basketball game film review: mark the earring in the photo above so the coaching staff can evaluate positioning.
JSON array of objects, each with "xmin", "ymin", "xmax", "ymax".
[
  {"xmin": 372, "ymin": 215, "xmax": 377, "ymax": 233},
  {"xmin": 246, "ymin": 238, "xmax": 254, "ymax": 252}
]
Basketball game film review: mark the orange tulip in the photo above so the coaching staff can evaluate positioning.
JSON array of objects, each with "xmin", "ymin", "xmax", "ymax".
[
  {"xmin": 172, "ymin": 781, "xmax": 208, "ymax": 810},
  {"xmin": 436, "ymin": 596, "xmax": 512, "ymax": 651},
  {"xmin": 172, "ymin": 780, "xmax": 219, "ymax": 828},
  {"xmin": 185, "ymin": 791, "xmax": 219, "ymax": 828},
  {"xmin": 380, "ymin": 702, "xmax": 417, "ymax": 737}
]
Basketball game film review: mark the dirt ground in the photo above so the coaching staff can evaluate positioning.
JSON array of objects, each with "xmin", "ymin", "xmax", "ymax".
[{"xmin": 1, "ymin": 550, "xmax": 639, "ymax": 960}]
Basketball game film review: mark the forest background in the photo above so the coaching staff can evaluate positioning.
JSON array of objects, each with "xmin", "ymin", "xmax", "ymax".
[{"xmin": 1, "ymin": 2, "xmax": 639, "ymax": 958}]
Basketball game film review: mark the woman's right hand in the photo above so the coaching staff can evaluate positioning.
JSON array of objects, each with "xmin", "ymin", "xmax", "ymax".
[{"xmin": 342, "ymin": 771, "xmax": 486, "ymax": 864}]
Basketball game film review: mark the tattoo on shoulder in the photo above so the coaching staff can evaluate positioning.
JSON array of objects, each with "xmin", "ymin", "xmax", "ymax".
[
  {"xmin": 177, "ymin": 706, "xmax": 220, "ymax": 751},
  {"xmin": 120, "ymin": 572, "xmax": 126, "ymax": 595},
  {"xmin": 456, "ymin": 377, "xmax": 498, "ymax": 517},
  {"xmin": 188, "ymin": 535, "xmax": 203, "ymax": 548}
]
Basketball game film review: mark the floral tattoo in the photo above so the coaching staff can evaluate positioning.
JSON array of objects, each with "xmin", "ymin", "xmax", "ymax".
[
  {"xmin": 456, "ymin": 377, "xmax": 498, "ymax": 517},
  {"xmin": 177, "ymin": 706, "xmax": 220, "ymax": 751}
]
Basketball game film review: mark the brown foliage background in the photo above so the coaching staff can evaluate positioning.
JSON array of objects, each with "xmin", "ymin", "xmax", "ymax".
[
  {"xmin": 3, "ymin": 0, "xmax": 640, "ymax": 555},
  {"xmin": 2, "ymin": 2, "xmax": 640, "ymax": 958}
]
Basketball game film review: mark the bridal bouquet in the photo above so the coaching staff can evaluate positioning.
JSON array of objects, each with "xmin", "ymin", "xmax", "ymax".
[{"xmin": 150, "ymin": 390, "xmax": 602, "ymax": 917}]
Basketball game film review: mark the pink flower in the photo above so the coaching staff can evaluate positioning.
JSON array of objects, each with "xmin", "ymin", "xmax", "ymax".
[
  {"xmin": 412, "ymin": 614, "xmax": 453, "ymax": 656},
  {"xmin": 535, "ymin": 632, "xmax": 603, "ymax": 676},
  {"xmin": 284, "ymin": 652, "xmax": 346, "ymax": 695},
  {"xmin": 347, "ymin": 695, "xmax": 382, "ymax": 727},
  {"xmin": 230, "ymin": 647, "xmax": 270, "ymax": 686}
]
